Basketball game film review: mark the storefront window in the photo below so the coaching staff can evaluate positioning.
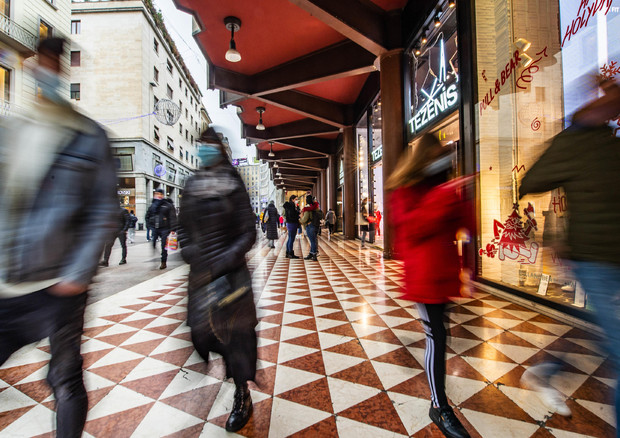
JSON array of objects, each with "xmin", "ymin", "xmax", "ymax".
[
  {"xmin": 474, "ymin": 0, "xmax": 619, "ymax": 310},
  {"xmin": 356, "ymin": 112, "xmax": 369, "ymax": 239},
  {"xmin": 370, "ymin": 99, "xmax": 384, "ymax": 245}
]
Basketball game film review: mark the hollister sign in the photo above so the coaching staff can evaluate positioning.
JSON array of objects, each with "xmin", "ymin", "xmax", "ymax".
[{"xmin": 409, "ymin": 38, "xmax": 459, "ymax": 134}]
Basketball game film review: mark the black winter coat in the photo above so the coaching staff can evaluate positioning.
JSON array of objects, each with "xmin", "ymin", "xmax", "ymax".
[
  {"xmin": 283, "ymin": 201, "xmax": 300, "ymax": 224},
  {"xmin": 146, "ymin": 198, "xmax": 177, "ymax": 231},
  {"xmin": 178, "ymin": 163, "xmax": 257, "ymax": 289},
  {"xmin": 265, "ymin": 204, "xmax": 280, "ymax": 240}
]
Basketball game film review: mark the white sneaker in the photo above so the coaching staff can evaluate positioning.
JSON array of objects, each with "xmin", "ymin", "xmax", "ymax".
[{"xmin": 521, "ymin": 368, "xmax": 572, "ymax": 416}]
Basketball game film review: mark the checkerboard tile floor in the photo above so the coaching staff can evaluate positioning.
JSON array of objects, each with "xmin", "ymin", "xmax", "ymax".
[{"xmin": 0, "ymin": 233, "xmax": 616, "ymax": 437}]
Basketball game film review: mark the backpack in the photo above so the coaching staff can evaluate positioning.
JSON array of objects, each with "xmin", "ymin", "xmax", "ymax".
[{"xmin": 311, "ymin": 209, "xmax": 324, "ymax": 227}]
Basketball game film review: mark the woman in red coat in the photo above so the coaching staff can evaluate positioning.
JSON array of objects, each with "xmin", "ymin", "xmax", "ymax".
[{"xmin": 386, "ymin": 133, "xmax": 471, "ymax": 438}]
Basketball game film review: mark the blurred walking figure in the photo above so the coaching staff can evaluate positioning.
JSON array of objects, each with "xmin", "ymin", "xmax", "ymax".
[
  {"xmin": 300, "ymin": 194, "xmax": 320, "ymax": 261},
  {"xmin": 100, "ymin": 204, "xmax": 131, "ymax": 266},
  {"xmin": 519, "ymin": 78, "xmax": 620, "ymax": 426},
  {"xmin": 146, "ymin": 188, "xmax": 177, "ymax": 269},
  {"xmin": 178, "ymin": 127, "xmax": 258, "ymax": 433},
  {"xmin": 128, "ymin": 209, "xmax": 138, "ymax": 243},
  {"xmin": 325, "ymin": 208, "xmax": 336, "ymax": 239},
  {"xmin": 283, "ymin": 195, "xmax": 301, "ymax": 258},
  {"xmin": 387, "ymin": 133, "xmax": 472, "ymax": 438},
  {"xmin": 375, "ymin": 209, "xmax": 382, "ymax": 236},
  {"xmin": 0, "ymin": 37, "xmax": 117, "ymax": 438},
  {"xmin": 357, "ymin": 197, "xmax": 370, "ymax": 248},
  {"xmin": 264, "ymin": 200, "xmax": 279, "ymax": 248}
]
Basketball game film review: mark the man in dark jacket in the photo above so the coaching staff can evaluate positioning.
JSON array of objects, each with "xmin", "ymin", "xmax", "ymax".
[
  {"xmin": 146, "ymin": 188, "xmax": 177, "ymax": 269},
  {"xmin": 282, "ymin": 195, "xmax": 300, "ymax": 258},
  {"xmin": 519, "ymin": 79, "xmax": 620, "ymax": 421},
  {"xmin": 100, "ymin": 205, "xmax": 131, "ymax": 266},
  {"xmin": 0, "ymin": 37, "xmax": 117, "ymax": 438}
]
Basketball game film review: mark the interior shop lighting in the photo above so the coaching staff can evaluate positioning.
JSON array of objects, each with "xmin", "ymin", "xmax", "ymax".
[
  {"xmin": 224, "ymin": 16, "xmax": 242, "ymax": 63},
  {"xmin": 414, "ymin": 44, "xmax": 421, "ymax": 56},
  {"xmin": 514, "ymin": 38, "xmax": 531, "ymax": 52},
  {"xmin": 256, "ymin": 106, "xmax": 266, "ymax": 130},
  {"xmin": 268, "ymin": 141, "xmax": 275, "ymax": 157},
  {"xmin": 448, "ymin": 1, "xmax": 456, "ymax": 8}
]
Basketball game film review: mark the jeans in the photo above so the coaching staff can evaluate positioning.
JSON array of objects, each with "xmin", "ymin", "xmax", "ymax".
[
  {"xmin": 0, "ymin": 290, "xmax": 88, "ymax": 438},
  {"xmin": 128, "ymin": 227, "xmax": 135, "ymax": 243},
  {"xmin": 306, "ymin": 224, "xmax": 318, "ymax": 254},
  {"xmin": 146, "ymin": 226, "xmax": 152, "ymax": 241},
  {"xmin": 573, "ymin": 260, "xmax": 620, "ymax": 434},
  {"xmin": 361, "ymin": 230, "xmax": 368, "ymax": 246},
  {"xmin": 152, "ymin": 228, "xmax": 170, "ymax": 262},
  {"xmin": 103, "ymin": 231, "xmax": 127, "ymax": 262},
  {"xmin": 286, "ymin": 223, "xmax": 298, "ymax": 253}
]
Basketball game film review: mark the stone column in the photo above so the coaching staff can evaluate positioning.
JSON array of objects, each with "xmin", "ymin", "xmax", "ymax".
[
  {"xmin": 380, "ymin": 49, "xmax": 405, "ymax": 259},
  {"xmin": 343, "ymin": 126, "xmax": 357, "ymax": 239},
  {"xmin": 135, "ymin": 176, "xmax": 148, "ymax": 227},
  {"xmin": 327, "ymin": 154, "xmax": 337, "ymax": 211},
  {"xmin": 320, "ymin": 169, "xmax": 327, "ymax": 211}
]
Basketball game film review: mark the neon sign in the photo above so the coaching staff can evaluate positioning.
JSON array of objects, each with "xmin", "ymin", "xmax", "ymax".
[{"xmin": 409, "ymin": 39, "xmax": 459, "ymax": 134}]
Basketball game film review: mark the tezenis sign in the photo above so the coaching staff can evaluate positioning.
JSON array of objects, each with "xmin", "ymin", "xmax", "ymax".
[{"xmin": 409, "ymin": 39, "xmax": 459, "ymax": 134}]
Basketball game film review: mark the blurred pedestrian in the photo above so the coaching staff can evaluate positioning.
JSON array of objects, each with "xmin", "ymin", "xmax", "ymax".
[
  {"xmin": 325, "ymin": 208, "xmax": 336, "ymax": 239},
  {"xmin": 146, "ymin": 188, "xmax": 177, "ymax": 269},
  {"xmin": 0, "ymin": 37, "xmax": 117, "ymax": 438},
  {"xmin": 264, "ymin": 200, "xmax": 279, "ymax": 248},
  {"xmin": 178, "ymin": 127, "xmax": 257, "ymax": 433},
  {"xmin": 519, "ymin": 78, "xmax": 620, "ymax": 424},
  {"xmin": 300, "ymin": 194, "xmax": 320, "ymax": 261},
  {"xmin": 387, "ymin": 133, "xmax": 472, "ymax": 438},
  {"xmin": 283, "ymin": 195, "xmax": 301, "ymax": 258},
  {"xmin": 128, "ymin": 209, "xmax": 138, "ymax": 243},
  {"xmin": 100, "ymin": 204, "xmax": 131, "ymax": 266},
  {"xmin": 357, "ymin": 197, "xmax": 370, "ymax": 248},
  {"xmin": 375, "ymin": 209, "xmax": 382, "ymax": 236}
]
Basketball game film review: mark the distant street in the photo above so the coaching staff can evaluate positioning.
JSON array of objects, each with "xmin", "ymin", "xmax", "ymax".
[{"xmin": 87, "ymin": 230, "xmax": 186, "ymax": 303}]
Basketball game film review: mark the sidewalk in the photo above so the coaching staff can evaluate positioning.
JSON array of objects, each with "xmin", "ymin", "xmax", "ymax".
[{"xmin": 0, "ymin": 232, "xmax": 614, "ymax": 437}]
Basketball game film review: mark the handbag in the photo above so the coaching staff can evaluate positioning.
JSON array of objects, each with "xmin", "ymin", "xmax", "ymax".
[
  {"xmin": 165, "ymin": 232, "xmax": 178, "ymax": 251},
  {"xmin": 193, "ymin": 267, "xmax": 253, "ymax": 345}
]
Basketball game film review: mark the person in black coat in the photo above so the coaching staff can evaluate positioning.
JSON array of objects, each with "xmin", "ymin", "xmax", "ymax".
[
  {"xmin": 100, "ymin": 204, "xmax": 131, "ymax": 266},
  {"xmin": 177, "ymin": 127, "xmax": 257, "ymax": 433},
  {"xmin": 264, "ymin": 200, "xmax": 279, "ymax": 248},
  {"xmin": 145, "ymin": 189, "xmax": 177, "ymax": 269}
]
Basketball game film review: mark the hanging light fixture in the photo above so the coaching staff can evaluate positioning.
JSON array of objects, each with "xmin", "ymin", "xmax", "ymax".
[
  {"xmin": 414, "ymin": 44, "xmax": 421, "ymax": 56},
  {"xmin": 519, "ymin": 53, "xmax": 534, "ymax": 68},
  {"xmin": 514, "ymin": 38, "xmax": 532, "ymax": 52},
  {"xmin": 276, "ymin": 170, "xmax": 282, "ymax": 177},
  {"xmin": 224, "ymin": 16, "xmax": 242, "ymax": 63},
  {"xmin": 268, "ymin": 141, "xmax": 275, "ymax": 157},
  {"xmin": 448, "ymin": 0, "xmax": 456, "ymax": 8},
  {"xmin": 434, "ymin": 13, "xmax": 442, "ymax": 28},
  {"xmin": 273, "ymin": 162, "xmax": 278, "ymax": 168},
  {"xmin": 256, "ymin": 106, "xmax": 266, "ymax": 130}
]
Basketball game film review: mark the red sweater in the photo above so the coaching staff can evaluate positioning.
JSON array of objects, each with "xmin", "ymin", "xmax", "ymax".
[{"xmin": 389, "ymin": 177, "xmax": 472, "ymax": 304}]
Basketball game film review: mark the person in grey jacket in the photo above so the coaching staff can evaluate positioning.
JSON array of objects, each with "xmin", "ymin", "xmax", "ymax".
[{"xmin": 0, "ymin": 38, "xmax": 117, "ymax": 438}]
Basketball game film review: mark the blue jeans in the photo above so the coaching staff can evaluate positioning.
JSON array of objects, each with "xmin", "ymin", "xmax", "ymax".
[
  {"xmin": 152, "ymin": 228, "xmax": 170, "ymax": 262},
  {"xmin": 306, "ymin": 224, "xmax": 318, "ymax": 254},
  {"xmin": 146, "ymin": 226, "xmax": 152, "ymax": 241},
  {"xmin": 286, "ymin": 223, "xmax": 298, "ymax": 253},
  {"xmin": 573, "ymin": 260, "xmax": 620, "ymax": 434}
]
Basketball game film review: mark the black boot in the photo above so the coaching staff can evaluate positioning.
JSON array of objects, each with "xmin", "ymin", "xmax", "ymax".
[
  {"xmin": 286, "ymin": 251, "xmax": 294, "ymax": 259},
  {"xmin": 290, "ymin": 252, "xmax": 300, "ymax": 259},
  {"xmin": 311, "ymin": 252, "xmax": 318, "ymax": 261},
  {"xmin": 304, "ymin": 253, "xmax": 313, "ymax": 260},
  {"xmin": 429, "ymin": 405, "xmax": 470, "ymax": 438},
  {"xmin": 226, "ymin": 383, "xmax": 253, "ymax": 432}
]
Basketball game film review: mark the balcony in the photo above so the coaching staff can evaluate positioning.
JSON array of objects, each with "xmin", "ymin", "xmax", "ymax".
[{"xmin": 0, "ymin": 13, "xmax": 36, "ymax": 57}]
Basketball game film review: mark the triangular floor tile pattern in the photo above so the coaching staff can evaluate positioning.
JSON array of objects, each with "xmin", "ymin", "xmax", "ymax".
[{"xmin": 0, "ymin": 234, "xmax": 615, "ymax": 437}]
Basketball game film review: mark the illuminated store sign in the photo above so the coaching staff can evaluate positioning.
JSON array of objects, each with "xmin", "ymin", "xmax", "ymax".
[
  {"xmin": 371, "ymin": 145, "xmax": 383, "ymax": 162},
  {"xmin": 409, "ymin": 39, "xmax": 459, "ymax": 134}
]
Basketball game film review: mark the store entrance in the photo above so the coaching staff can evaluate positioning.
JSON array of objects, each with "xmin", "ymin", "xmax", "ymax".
[{"xmin": 336, "ymin": 187, "xmax": 343, "ymax": 233}]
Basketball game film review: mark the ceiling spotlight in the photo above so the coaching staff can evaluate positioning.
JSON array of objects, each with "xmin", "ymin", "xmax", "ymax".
[
  {"xmin": 256, "ymin": 106, "xmax": 266, "ymax": 130},
  {"xmin": 414, "ymin": 45, "xmax": 421, "ymax": 56},
  {"xmin": 421, "ymin": 35, "xmax": 428, "ymax": 45},
  {"xmin": 268, "ymin": 141, "xmax": 275, "ymax": 158},
  {"xmin": 448, "ymin": 1, "xmax": 456, "ymax": 8},
  {"xmin": 224, "ymin": 16, "xmax": 241, "ymax": 63},
  {"xmin": 434, "ymin": 14, "xmax": 441, "ymax": 28}
]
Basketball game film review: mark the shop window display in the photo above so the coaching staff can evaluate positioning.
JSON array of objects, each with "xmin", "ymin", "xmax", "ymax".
[{"xmin": 475, "ymin": 0, "xmax": 620, "ymax": 310}]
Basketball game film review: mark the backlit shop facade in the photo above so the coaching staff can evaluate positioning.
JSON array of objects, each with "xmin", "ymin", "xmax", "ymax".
[{"xmin": 407, "ymin": 0, "xmax": 620, "ymax": 321}]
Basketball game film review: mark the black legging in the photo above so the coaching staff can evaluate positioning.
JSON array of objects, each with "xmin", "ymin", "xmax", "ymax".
[{"xmin": 417, "ymin": 302, "xmax": 449, "ymax": 408}]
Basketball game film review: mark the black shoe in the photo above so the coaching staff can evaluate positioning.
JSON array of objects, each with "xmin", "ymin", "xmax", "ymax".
[
  {"xmin": 225, "ymin": 384, "xmax": 253, "ymax": 432},
  {"xmin": 304, "ymin": 254, "xmax": 313, "ymax": 260},
  {"xmin": 119, "ymin": 259, "xmax": 127, "ymax": 265},
  {"xmin": 285, "ymin": 252, "xmax": 294, "ymax": 259},
  {"xmin": 311, "ymin": 254, "xmax": 318, "ymax": 261},
  {"xmin": 159, "ymin": 262, "xmax": 167, "ymax": 269},
  {"xmin": 99, "ymin": 261, "xmax": 108, "ymax": 267},
  {"xmin": 290, "ymin": 253, "xmax": 300, "ymax": 259},
  {"xmin": 429, "ymin": 405, "xmax": 470, "ymax": 438}
]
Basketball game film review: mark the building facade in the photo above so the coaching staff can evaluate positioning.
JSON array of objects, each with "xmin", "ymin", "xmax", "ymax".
[
  {"xmin": 235, "ymin": 161, "xmax": 260, "ymax": 214},
  {"xmin": 70, "ymin": 0, "xmax": 209, "ymax": 224},
  {"xmin": 0, "ymin": 0, "xmax": 71, "ymax": 115}
]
